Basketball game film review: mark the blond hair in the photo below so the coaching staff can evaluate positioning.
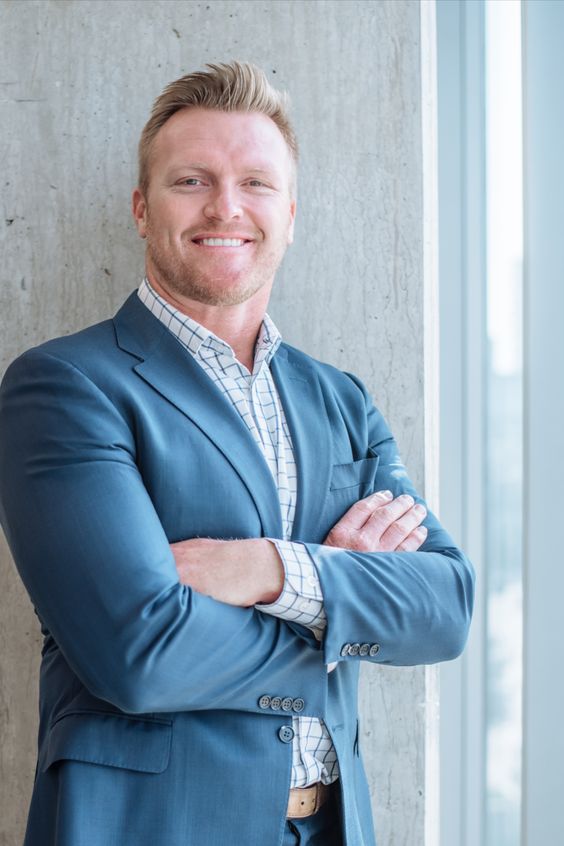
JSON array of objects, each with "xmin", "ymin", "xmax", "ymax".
[{"xmin": 138, "ymin": 61, "xmax": 298, "ymax": 196}]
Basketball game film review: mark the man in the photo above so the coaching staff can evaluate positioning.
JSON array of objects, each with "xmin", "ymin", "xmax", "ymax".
[{"xmin": 0, "ymin": 62, "xmax": 473, "ymax": 846}]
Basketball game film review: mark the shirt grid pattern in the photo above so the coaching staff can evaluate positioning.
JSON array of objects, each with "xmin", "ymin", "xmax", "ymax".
[{"xmin": 138, "ymin": 279, "xmax": 338, "ymax": 786}]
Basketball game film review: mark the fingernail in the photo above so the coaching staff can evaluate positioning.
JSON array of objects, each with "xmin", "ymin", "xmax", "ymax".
[
  {"xmin": 413, "ymin": 503, "xmax": 427, "ymax": 515},
  {"xmin": 373, "ymin": 490, "xmax": 393, "ymax": 501},
  {"xmin": 399, "ymin": 494, "xmax": 414, "ymax": 505},
  {"xmin": 416, "ymin": 525, "xmax": 428, "ymax": 536}
]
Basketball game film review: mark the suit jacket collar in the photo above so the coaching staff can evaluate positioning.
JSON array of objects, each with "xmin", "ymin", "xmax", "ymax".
[{"xmin": 113, "ymin": 292, "xmax": 332, "ymax": 541}]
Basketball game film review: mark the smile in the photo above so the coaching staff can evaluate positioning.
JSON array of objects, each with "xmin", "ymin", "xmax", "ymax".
[{"xmin": 193, "ymin": 238, "xmax": 249, "ymax": 247}]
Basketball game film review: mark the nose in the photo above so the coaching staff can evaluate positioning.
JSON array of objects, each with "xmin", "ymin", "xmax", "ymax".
[{"xmin": 203, "ymin": 184, "xmax": 243, "ymax": 221}]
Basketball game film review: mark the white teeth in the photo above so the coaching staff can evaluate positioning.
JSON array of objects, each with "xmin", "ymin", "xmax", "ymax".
[{"xmin": 198, "ymin": 238, "xmax": 246, "ymax": 247}]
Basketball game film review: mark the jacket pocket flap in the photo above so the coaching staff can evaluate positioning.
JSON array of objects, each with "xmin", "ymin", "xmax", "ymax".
[
  {"xmin": 330, "ymin": 456, "xmax": 379, "ymax": 491},
  {"xmin": 41, "ymin": 712, "xmax": 172, "ymax": 774}
]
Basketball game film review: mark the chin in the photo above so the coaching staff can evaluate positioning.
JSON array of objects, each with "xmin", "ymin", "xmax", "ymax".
[
  {"xmin": 176, "ymin": 272, "xmax": 268, "ymax": 307},
  {"xmin": 189, "ymin": 284, "xmax": 263, "ymax": 308},
  {"xmin": 147, "ymin": 248, "xmax": 273, "ymax": 308}
]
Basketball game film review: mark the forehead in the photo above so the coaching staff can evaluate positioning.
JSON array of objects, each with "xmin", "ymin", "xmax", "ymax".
[{"xmin": 150, "ymin": 107, "xmax": 293, "ymax": 176}]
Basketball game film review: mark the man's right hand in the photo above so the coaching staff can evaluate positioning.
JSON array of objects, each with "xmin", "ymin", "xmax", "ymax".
[{"xmin": 323, "ymin": 490, "xmax": 427, "ymax": 553}]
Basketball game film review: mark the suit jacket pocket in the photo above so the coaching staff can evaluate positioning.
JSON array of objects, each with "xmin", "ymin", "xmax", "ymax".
[
  {"xmin": 329, "ymin": 456, "xmax": 380, "ymax": 492},
  {"xmin": 40, "ymin": 711, "xmax": 172, "ymax": 774}
]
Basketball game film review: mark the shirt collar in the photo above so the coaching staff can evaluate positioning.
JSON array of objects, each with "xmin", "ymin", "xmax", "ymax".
[{"xmin": 137, "ymin": 277, "xmax": 282, "ymax": 367}]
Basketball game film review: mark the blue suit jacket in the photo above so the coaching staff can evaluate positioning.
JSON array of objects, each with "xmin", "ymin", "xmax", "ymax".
[{"xmin": 0, "ymin": 292, "xmax": 474, "ymax": 846}]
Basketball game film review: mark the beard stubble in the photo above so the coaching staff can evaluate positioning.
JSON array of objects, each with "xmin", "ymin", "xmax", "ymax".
[{"xmin": 145, "ymin": 217, "xmax": 289, "ymax": 308}]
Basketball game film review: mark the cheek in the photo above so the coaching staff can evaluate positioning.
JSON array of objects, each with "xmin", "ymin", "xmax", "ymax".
[
  {"xmin": 148, "ymin": 194, "xmax": 200, "ymax": 230},
  {"xmin": 261, "ymin": 205, "xmax": 295, "ymax": 242}
]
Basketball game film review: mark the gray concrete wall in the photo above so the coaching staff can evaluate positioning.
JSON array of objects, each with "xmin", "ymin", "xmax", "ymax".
[{"xmin": 0, "ymin": 1, "xmax": 433, "ymax": 844}]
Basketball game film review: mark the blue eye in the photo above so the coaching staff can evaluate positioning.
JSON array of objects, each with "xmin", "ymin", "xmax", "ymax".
[{"xmin": 183, "ymin": 178, "xmax": 201, "ymax": 186}]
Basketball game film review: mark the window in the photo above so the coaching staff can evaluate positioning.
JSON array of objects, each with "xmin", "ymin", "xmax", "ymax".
[
  {"xmin": 437, "ymin": 2, "xmax": 524, "ymax": 843},
  {"xmin": 484, "ymin": 3, "xmax": 523, "ymax": 844},
  {"xmin": 438, "ymin": 1, "xmax": 564, "ymax": 843}
]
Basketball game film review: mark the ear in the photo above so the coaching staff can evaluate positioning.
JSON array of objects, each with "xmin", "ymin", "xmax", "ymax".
[
  {"xmin": 287, "ymin": 199, "xmax": 297, "ymax": 245},
  {"xmin": 132, "ymin": 188, "xmax": 148, "ymax": 238}
]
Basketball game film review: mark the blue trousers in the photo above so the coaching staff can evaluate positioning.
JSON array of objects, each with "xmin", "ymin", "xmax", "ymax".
[{"xmin": 282, "ymin": 794, "xmax": 343, "ymax": 846}]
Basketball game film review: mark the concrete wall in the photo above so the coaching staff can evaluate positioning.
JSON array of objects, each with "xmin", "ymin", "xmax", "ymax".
[{"xmin": 0, "ymin": 1, "xmax": 435, "ymax": 844}]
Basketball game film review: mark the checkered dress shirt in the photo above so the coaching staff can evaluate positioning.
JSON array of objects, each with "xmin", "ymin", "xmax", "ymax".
[{"xmin": 138, "ymin": 278, "xmax": 339, "ymax": 787}]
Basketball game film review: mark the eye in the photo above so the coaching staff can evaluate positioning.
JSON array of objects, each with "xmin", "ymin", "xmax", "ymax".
[
  {"xmin": 246, "ymin": 179, "xmax": 275, "ymax": 191},
  {"xmin": 174, "ymin": 177, "xmax": 207, "ymax": 188}
]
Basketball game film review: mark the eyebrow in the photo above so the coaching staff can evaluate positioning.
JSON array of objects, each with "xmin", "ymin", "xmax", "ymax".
[{"xmin": 166, "ymin": 163, "xmax": 277, "ymax": 177}]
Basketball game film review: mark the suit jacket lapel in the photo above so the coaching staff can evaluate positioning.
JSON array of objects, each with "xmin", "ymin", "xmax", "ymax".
[
  {"xmin": 270, "ymin": 346, "xmax": 333, "ymax": 542},
  {"xmin": 113, "ymin": 293, "xmax": 283, "ymax": 538}
]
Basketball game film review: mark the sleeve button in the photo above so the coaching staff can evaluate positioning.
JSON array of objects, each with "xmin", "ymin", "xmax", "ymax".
[
  {"xmin": 340, "ymin": 643, "xmax": 351, "ymax": 657},
  {"xmin": 349, "ymin": 643, "xmax": 360, "ymax": 656},
  {"xmin": 369, "ymin": 643, "xmax": 381, "ymax": 657},
  {"xmin": 359, "ymin": 643, "xmax": 370, "ymax": 656},
  {"xmin": 281, "ymin": 697, "xmax": 294, "ymax": 711},
  {"xmin": 270, "ymin": 696, "xmax": 282, "ymax": 711},
  {"xmin": 258, "ymin": 695, "xmax": 271, "ymax": 709},
  {"xmin": 292, "ymin": 698, "xmax": 305, "ymax": 713}
]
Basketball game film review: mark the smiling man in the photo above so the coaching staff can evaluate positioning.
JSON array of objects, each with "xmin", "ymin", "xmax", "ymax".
[{"xmin": 0, "ymin": 63, "xmax": 473, "ymax": 846}]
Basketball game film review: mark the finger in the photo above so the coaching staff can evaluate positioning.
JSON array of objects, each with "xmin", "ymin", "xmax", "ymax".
[
  {"xmin": 378, "ymin": 502, "xmax": 427, "ymax": 549},
  {"xmin": 329, "ymin": 489, "xmax": 394, "ymax": 533},
  {"xmin": 396, "ymin": 525, "xmax": 428, "ymax": 552},
  {"xmin": 362, "ymin": 493, "xmax": 417, "ymax": 536},
  {"xmin": 330, "ymin": 494, "xmax": 419, "ymax": 549}
]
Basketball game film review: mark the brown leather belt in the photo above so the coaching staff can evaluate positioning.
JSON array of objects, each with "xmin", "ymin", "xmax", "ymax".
[{"xmin": 286, "ymin": 781, "xmax": 336, "ymax": 819}]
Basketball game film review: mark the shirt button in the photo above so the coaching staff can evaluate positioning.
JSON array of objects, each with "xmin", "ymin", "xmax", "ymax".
[
  {"xmin": 281, "ymin": 697, "xmax": 294, "ymax": 711},
  {"xmin": 299, "ymin": 600, "xmax": 311, "ymax": 612},
  {"xmin": 278, "ymin": 725, "xmax": 295, "ymax": 743},
  {"xmin": 349, "ymin": 643, "xmax": 361, "ymax": 656},
  {"xmin": 340, "ymin": 643, "xmax": 351, "ymax": 657},
  {"xmin": 270, "ymin": 696, "xmax": 282, "ymax": 711},
  {"xmin": 369, "ymin": 644, "xmax": 381, "ymax": 657},
  {"xmin": 258, "ymin": 695, "xmax": 271, "ymax": 709},
  {"xmin": 307, "ymin": 576, "xmax": 318, "ymax": 587},
  {"xmin": 359, "ymin": 644, "xmax": 370, "ymax": 657},
  {"xmin": 292, "ymin": 698, "xmax": 305, "ymax": 713}
]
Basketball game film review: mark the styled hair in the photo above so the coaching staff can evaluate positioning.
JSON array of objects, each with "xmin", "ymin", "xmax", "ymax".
[{"xmin": 138, "ymin": 61, "xmax": 298, "ymax": 196}]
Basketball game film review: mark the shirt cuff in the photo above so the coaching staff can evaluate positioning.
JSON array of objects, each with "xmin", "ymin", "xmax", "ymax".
[{"xmin": 257, "ymin": 540, "xmax": 327, "ymax": 639}]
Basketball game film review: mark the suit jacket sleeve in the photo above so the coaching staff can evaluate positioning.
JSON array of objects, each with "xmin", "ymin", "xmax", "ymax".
[
  {"xmin": 303, "ymin": 372, "xmax": 475, "ymax": 668},
  {"xmin": 0, "ymin": 350, "xmax": 327, "ymax": 716}
]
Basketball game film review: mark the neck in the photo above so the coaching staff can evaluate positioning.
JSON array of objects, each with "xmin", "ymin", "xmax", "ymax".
[{"xmin": 146, "ymin": 273, "xmax": 270, "ymax": 373}]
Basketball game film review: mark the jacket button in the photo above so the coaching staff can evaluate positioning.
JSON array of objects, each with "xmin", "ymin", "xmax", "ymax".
[
  {"xmin": 292, "ymin": 698, "xmax": 305, "ymax": 713},
  {"xmin": 278, "ymin": 725, "xmax": 295, "ymax": 743},
  {"xmin": 281, "ymin": 697, "xmax": 294, "ymax": 711},
  {"xmin": 359, "ymin": 643, "xmax": 370, "ymax": 656},
  {"xmin": 349, "ymin": 643, "xmax": 360, "ymax": 656},
  {"xmin": 270, "ymin": 696, "xmax": 282, "ymax": 711},
  {"xmin": 369, "ymin": 643, "xmax": 381, "ymax": 657},
  {"xmin": 258, "ymin": 695, "xmax": 271, "ymax": 709},
  {"xmin": 340, "ymin": 643, "xmax": 351, "ymax": 657}
]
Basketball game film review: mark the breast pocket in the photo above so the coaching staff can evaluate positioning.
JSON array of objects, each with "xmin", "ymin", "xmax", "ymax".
[{"xmin": 329, "ymin": 455, "xmax": 380, "ymax": 494}]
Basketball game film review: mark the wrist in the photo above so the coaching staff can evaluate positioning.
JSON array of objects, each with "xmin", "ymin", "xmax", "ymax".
[{"xmin": 258, "ymin": 539, "xmax": 285, "ymax": 604}]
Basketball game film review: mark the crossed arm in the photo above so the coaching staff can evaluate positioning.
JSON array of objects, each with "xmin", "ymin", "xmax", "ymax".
[
  {"xmin": 171, "ymin": 490, "xmax": 429, "ymax": 607},
  {"xmin": 0, "ymin": 349, "xmax": 473, "ymax": 713}
]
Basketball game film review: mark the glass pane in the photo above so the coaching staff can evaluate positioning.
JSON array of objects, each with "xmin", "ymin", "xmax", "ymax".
[{"xmin": 484, "ymin": 2, "xmax": 523, "ymax": 845}]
